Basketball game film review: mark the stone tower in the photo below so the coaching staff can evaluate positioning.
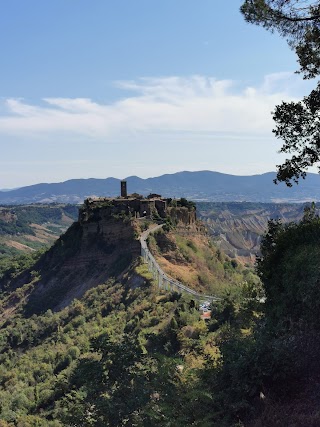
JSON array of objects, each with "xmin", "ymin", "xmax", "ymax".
[{"xmin": 121, "ymin": 180, "xmax": 127, "ymax": 198}]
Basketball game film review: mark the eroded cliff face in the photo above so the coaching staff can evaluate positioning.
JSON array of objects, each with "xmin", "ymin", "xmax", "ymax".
[
  {"xmin": 203, "ymin": 215, "xmax": 264, "ymax": 265},
  {"xmin": 80, "ymin": 214, "xmax": 139, "ymax": 252},
  {"xmin": 0, "ymin": 208, "xmax": 141, "ymax": 317},
  {"xmin": 198, "ymin": 203, "xmax": 306, "ymax": 265},
  {"xmin": 0, "ymin": 199, "xmax": 200, "ymax": 317},
  {"xmin": 167, "ymin": 206, "xmax": 196, "ymax": 226}
]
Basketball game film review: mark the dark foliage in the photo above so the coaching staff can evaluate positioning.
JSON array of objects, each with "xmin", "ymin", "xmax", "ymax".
[
  {"xmin": 241, "ymin": 1, "xmax": 320, "ymax": 185},
  {"xmin": 241, "ymin": 1, "xmax": 320, "ymax": 78},
  {"xmin": 257, "ymin": 204, "xmax": 320, "ymax": 329}
]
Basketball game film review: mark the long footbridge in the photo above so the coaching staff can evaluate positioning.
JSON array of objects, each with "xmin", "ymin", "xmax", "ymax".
[{"xmin": 140, "ymin": 224, "xmax": 221, "ymax": 304}]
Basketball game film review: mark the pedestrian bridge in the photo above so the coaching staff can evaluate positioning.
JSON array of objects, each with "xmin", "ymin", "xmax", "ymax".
[{"xmin": 140, "ymin": 224, "xmax": 221, "ymax": 304}]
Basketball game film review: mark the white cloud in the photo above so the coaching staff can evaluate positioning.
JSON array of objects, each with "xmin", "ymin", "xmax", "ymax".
[{"xmin": 0, "ymin": 73, "xmax": 309, "ymax": 140}]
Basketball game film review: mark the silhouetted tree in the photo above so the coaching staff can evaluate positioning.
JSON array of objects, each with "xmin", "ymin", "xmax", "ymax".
[{"xmin": 241, "ymin": 1, "xmax": 320, "ymax": 185}]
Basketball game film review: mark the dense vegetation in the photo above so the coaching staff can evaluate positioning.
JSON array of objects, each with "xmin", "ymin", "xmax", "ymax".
[
  {"xmin": 0, "ymin": 203, "xmax": 320, "ymax": 425},
  {"xmin": 0, "ymin": 252, "xmax": 263, "ymax": 427},
  {"xmin": 0, "ymin": 205, "xmax": 78, "ymax": 237},
  {"xmin": 210, "ymin": 206, "xmax": 320, "ymax": 425}
]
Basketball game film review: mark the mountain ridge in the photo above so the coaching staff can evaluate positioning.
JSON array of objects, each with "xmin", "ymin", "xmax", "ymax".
[{"xmin": 2, "ymin": 170, "xmax": 320, "ymax": 204}]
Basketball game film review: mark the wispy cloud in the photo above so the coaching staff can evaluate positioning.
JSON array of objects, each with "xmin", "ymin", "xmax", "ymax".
[{"xmin": 0, "ymin": 74, "xmax": 309, "ymax": 140}]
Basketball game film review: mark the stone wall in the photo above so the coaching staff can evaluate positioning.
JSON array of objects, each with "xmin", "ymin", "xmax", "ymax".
[{"xmin": 79, "ymin": 196, "xmax": 168, "ymax": 221}]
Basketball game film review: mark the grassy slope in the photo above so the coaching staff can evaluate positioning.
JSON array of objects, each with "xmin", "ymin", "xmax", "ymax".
[{"xmin": 148, "ymin": 226, "xmax": 258, "ymax": 296}]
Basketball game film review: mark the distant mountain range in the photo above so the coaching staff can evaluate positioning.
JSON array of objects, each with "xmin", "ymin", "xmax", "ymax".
[{"xmin": 1, "ymin": 170, "xmax": 320, "ymax": 205}]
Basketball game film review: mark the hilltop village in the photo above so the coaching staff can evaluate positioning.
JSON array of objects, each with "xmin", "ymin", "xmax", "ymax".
[
  {"xmin": 1, "ymin": 180, "xmax": 318, "ymax": 426},
  {"xmin": 79, "ymin": 180, "xmax": 196, "ymax": 224}
]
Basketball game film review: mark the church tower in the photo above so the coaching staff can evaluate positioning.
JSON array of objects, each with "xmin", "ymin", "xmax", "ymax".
[{"xmin": 121, "ymin": 180, "xmax": 127, "ymax": 198}]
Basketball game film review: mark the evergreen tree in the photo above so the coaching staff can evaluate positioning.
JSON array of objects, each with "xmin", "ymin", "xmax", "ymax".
[{"xmin": 241, "ymin": 1, "xmax": 320, "ymax": 185}]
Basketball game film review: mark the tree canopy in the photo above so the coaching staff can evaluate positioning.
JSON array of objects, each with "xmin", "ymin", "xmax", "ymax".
[
  {"xmin": 241, "ymin": 1, "xmax": 320, "ymax": 185},
  {"xmin": 257, "ymin": 205, "xmax": 320, "ymax": 328}
]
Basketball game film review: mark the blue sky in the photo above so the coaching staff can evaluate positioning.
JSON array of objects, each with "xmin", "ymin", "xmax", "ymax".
[{"xmin": 0, "ymin": 0, "xmax": 315, "ymax": 187}]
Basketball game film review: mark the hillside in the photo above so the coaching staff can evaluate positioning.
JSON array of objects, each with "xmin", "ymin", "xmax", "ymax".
[
  {"xmin": 0, "ymin": 201, "xmax": 306, "ymax": 263},
  {"xmin": 0, "ymin": 198, "xmax": 319, "ymax": 426},
  {"xmin": 0, "ymin": 211, "xmax": 143, "ymax": 318},
  {"xmin": 0, "ymin": 205, "xmax": 78, "ymax": 261},
  {"xmin": 0, "ymin": 201, "xmax": 309, "ymax": 271},
  {"xmin": 147, "ymin": 220, "xmax": 256, "ymax": 296},
  {"xmin": 0, "ymin": 198, "xmax": 249, "ymax": 318},
  {"xmin": 2, "ymin": 170, "xmax": 320, "ymax": 204},
  {"xmin": 198, "ymin": 202, "xmax": 307, "ymax": 265},
  {"xmin": 0, "ymin": 198, "xmax": 262, "ymax": 426}
]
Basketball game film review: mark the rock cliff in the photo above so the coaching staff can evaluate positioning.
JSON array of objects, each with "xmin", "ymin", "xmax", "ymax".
[
  {"xmin": 0, "ymin": 211, "xmax": 141, "ymax": 318},
  {"xmin": 198, "ymin": 202, "xmax": 307, "ymax": 264},
  {"xmin": 0, "ymin": 198, "xmax": 200, "ymax": 317}
]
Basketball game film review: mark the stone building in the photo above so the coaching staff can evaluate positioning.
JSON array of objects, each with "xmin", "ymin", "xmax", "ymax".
[{"xmin": 79, "ymin": 181, "xmax": 168, "ymax": 222}]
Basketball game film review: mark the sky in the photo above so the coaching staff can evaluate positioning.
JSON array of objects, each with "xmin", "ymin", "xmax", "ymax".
[{"xmin": 0, "ymin": 0, "xmax": 316, "ymax": 188}]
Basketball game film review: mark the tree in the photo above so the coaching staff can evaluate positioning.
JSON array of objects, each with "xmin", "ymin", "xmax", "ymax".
[
  {"xmin": 58, "ymin": 333, "xmax": 157, "ymax": 427},
  {"xmin": 241, "ymin": 1, "xmax": 320, "ymax": 185},
  {"xmin": 256, "ymin": 207, "xmax": 320, "ymax": 329}
]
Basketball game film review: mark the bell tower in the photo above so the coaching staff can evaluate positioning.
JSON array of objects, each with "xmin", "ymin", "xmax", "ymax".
[{"xmin": 121, "ymin": 180, "xmax": 127, "ymax": 198}]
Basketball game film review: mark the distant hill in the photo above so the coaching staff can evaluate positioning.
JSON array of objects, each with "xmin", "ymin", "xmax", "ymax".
[
  {"xmin": 0, "ymin": 204, "xmax": 78, "ymax": 259},
  {"xmin": 1, "ymin": 170, "xmax": 320, "ymax": 204},
  {"xmin": 198, "ymin": 202, "xmax": 307, "ymax": 265}
]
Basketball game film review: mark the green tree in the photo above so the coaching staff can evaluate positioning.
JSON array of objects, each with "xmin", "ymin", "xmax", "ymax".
[
  {"xmin": 241, "ymin": 1, "xmax": 320, "ymax": 185},
  {"xmin": 58, "ymin": 334, "xmax": 157, "ymax": 426},
  {"xmin": 256, "ymin": 207, "xmax": 320, "ymax": 329},
  {"xmin": 241, "ymin": 1, "xmax": 320, "ymax": 78}
]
